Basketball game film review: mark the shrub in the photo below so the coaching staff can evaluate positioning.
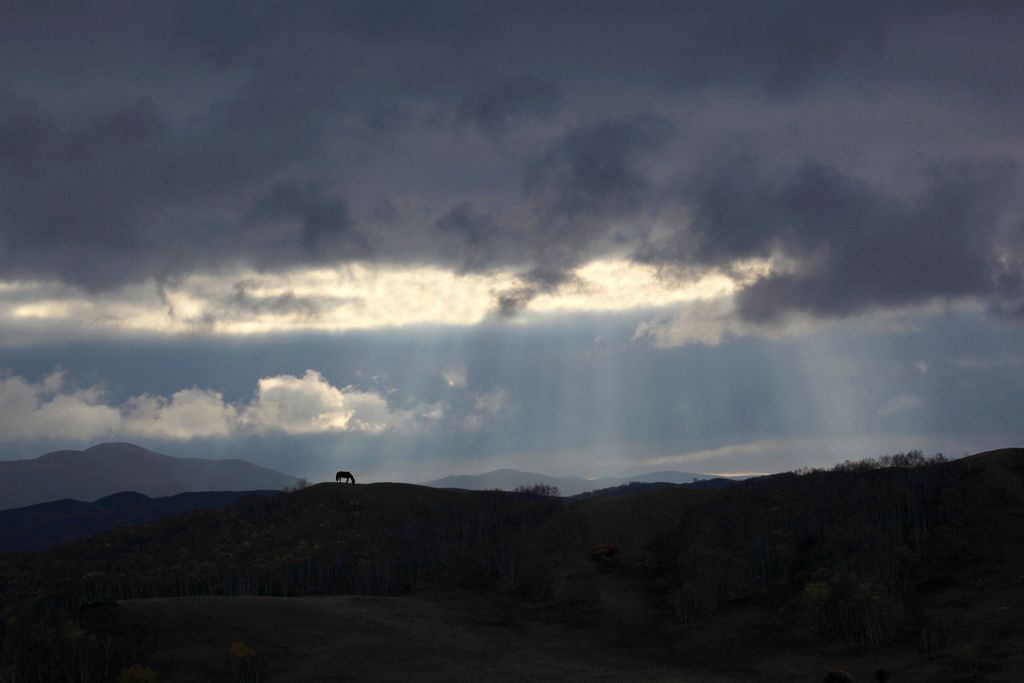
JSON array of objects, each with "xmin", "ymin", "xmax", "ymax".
[
  {"xmin": 514, "ymin": 567, "xmax": 554, "ymax": 603},
  {"xmin": 514, "ymin": 483, "xmax": 561, "ymax": 497},
  {"xmin": 562, "ymin": 572, "xmax": 601, "ymax": 608},
  {"xmin": 831, "ymin": 450, "xmax": 946, "ymax": 472},
  {"xmin": 822, "ymin": 671, "xmax": 853, "ymax": 683},
  {"xmin": 118, "ymin": 665, "xmax": 159, "ymax": 683},
  {"xmin": 229, "ymin": 642, "xmax": 256, "ymax": 659},
  {"xmin": 227, "ymin": 642, "xmax": 261, "ymax": 683}
]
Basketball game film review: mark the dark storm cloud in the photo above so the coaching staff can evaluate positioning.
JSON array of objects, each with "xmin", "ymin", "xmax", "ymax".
[
  {"xmin": 0, "ymin": 78, "xmax": 347, "ymax": 287},
  {"xmin": 655, "ymin": 155, "xmax": 1020, "ymax": 321},
  {"xmin": 1, "ymin": 0, "xmax": 1023, "ymax": 322},
  {"xmin": 433, "ymin": 111, "xmax": 675, "ymax": 299},
  {"xmin": 495, "ymin": 112, "xmax": 676, "ymax": 303},
  {"xmin": 433, "ymin": 112, "xmax": 675, "ymax": 315},
  {"xmin": 244, "ymin": 179, "xmax": 362, "ymax": 257},
  {"xmin": 525, "ymin": 113, "xmax": 675, "ymax": 220},
  {"xmin": 456, "ymin": 77, "xmax": 563, "ymax": 133},
  {"xmin": 644, "ymin": 1, "xmax": 887, "ymax": 94},
  {"xmin": 433, "ymin": 202, "xmax": 525, "ymax": 273}
]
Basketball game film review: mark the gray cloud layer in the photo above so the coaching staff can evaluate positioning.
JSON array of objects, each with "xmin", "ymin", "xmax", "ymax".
[{"xmin": 2, "ymin": 1, "xmax": 1023, "ymax": 321}]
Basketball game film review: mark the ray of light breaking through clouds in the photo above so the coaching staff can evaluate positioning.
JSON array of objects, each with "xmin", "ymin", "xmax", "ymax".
[{"xmin": 2, "ymin": 1, "xmax": 1023, "ymax": 478}]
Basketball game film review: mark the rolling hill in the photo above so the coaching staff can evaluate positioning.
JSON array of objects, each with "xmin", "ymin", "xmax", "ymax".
[
  {"xmin": 1, "ymin": 448, "xmax": 1021, "ymax": 681},
  {"xmin": 0, "ymin": 442, "xmax": 299, "ymax": 510}
]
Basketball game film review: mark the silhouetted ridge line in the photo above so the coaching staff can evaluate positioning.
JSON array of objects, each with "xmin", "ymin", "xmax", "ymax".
[
  {"xmin": 0, "ymin": 442, "xmax": 299, "ymax": 510},
  {"xmin": 0, "ymin": 489, "xmax": 282, "ymax": 554}
]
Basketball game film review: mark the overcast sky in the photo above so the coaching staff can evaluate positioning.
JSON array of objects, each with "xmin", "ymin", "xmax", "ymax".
[{"xmin": 1, "ymin": 1, "xmax": 1023, "ymax": 481}]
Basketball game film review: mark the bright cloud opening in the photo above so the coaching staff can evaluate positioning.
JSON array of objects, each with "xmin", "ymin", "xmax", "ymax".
[{"xmin": 0, "ymin": 258, "xmax": 774, "ymax": 343}]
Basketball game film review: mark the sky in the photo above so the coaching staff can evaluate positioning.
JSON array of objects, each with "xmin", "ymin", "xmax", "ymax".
[{"xmin": 1, "ymin": 1, "xmax": 1023, "ymax": 482}]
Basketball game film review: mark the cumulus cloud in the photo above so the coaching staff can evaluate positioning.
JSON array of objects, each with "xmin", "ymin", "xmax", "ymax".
[
  {"xmin": 0, "ymin": 371, "xmax": 121, "ymax": 440},
  {"xmin": 122, "ymin": 389, "xmax": 238, "ymax": 440},
  {"xmin": 242, "ymin": 370, "xmax": 397, "ymax": 434},
  {"xmin": 0, "ymin": 369, "xmax": 452, "ymax": 442}
]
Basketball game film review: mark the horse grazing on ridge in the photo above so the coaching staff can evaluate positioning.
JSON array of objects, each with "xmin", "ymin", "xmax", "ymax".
[{"xmin": 336, "ymin": 470, "xmax": 356, "ymax": 485}]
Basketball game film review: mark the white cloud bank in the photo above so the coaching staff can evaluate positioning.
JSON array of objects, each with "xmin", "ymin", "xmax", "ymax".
[
  {"xmin": 0, "ymin": 369, "xmax": 468, "ymax": 442},
  {"xmin": 0, "ymin": 258, "xmax": 755, "ymax": 344}
]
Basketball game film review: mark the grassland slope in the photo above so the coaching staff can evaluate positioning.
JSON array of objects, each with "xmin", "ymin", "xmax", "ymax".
[{"xmin": 2, "ymin": 449, "xmax": 1022, "ymax": 681}]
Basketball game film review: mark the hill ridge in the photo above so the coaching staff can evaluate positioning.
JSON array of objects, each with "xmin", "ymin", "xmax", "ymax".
[
  {"xmin": 0, "ymin": 442, "xmax": 298, "ymax": 511},
  {"xmin": 0, "ymin": 488, "xmax": 283, "ymax": 554},
  {"xmin": 3, "ymin": 447, "xmax": 1023, "ymax": 681},
  {"xmin": 424, "ymin": 467, "xmax": 719, "ymax": 496}
]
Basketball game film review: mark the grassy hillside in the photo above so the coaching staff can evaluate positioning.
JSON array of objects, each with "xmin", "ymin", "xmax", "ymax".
[{"xmin": 1, "ymin": 449, "xmax": 1022, "ymax": 681}]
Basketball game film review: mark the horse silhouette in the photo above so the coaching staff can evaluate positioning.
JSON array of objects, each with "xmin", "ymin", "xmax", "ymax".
[{"xmin": 336, "ymin": 470, "xmax": 356, "ymax": 485}]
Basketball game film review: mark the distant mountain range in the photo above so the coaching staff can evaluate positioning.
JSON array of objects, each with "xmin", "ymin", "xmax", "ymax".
[
  {"xmin": 0, "ymin": 489, "xmax": 282, "ymax": 554},
  {"xmin": 423, "ymin": 467, "xmax": 726, "ymax": 497},
  {"xmin": 0, "ymin": 443, "xmax": 299, "ymax": 511}
]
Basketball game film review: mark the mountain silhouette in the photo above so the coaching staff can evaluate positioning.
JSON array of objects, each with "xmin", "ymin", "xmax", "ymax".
[
  {"xmin": 0, "ymin": 442, "xmax": 298, "ymax": 510},
  {"xmin": 0, "ymin": 489, "xmax": 282, "ymax": 554}
]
